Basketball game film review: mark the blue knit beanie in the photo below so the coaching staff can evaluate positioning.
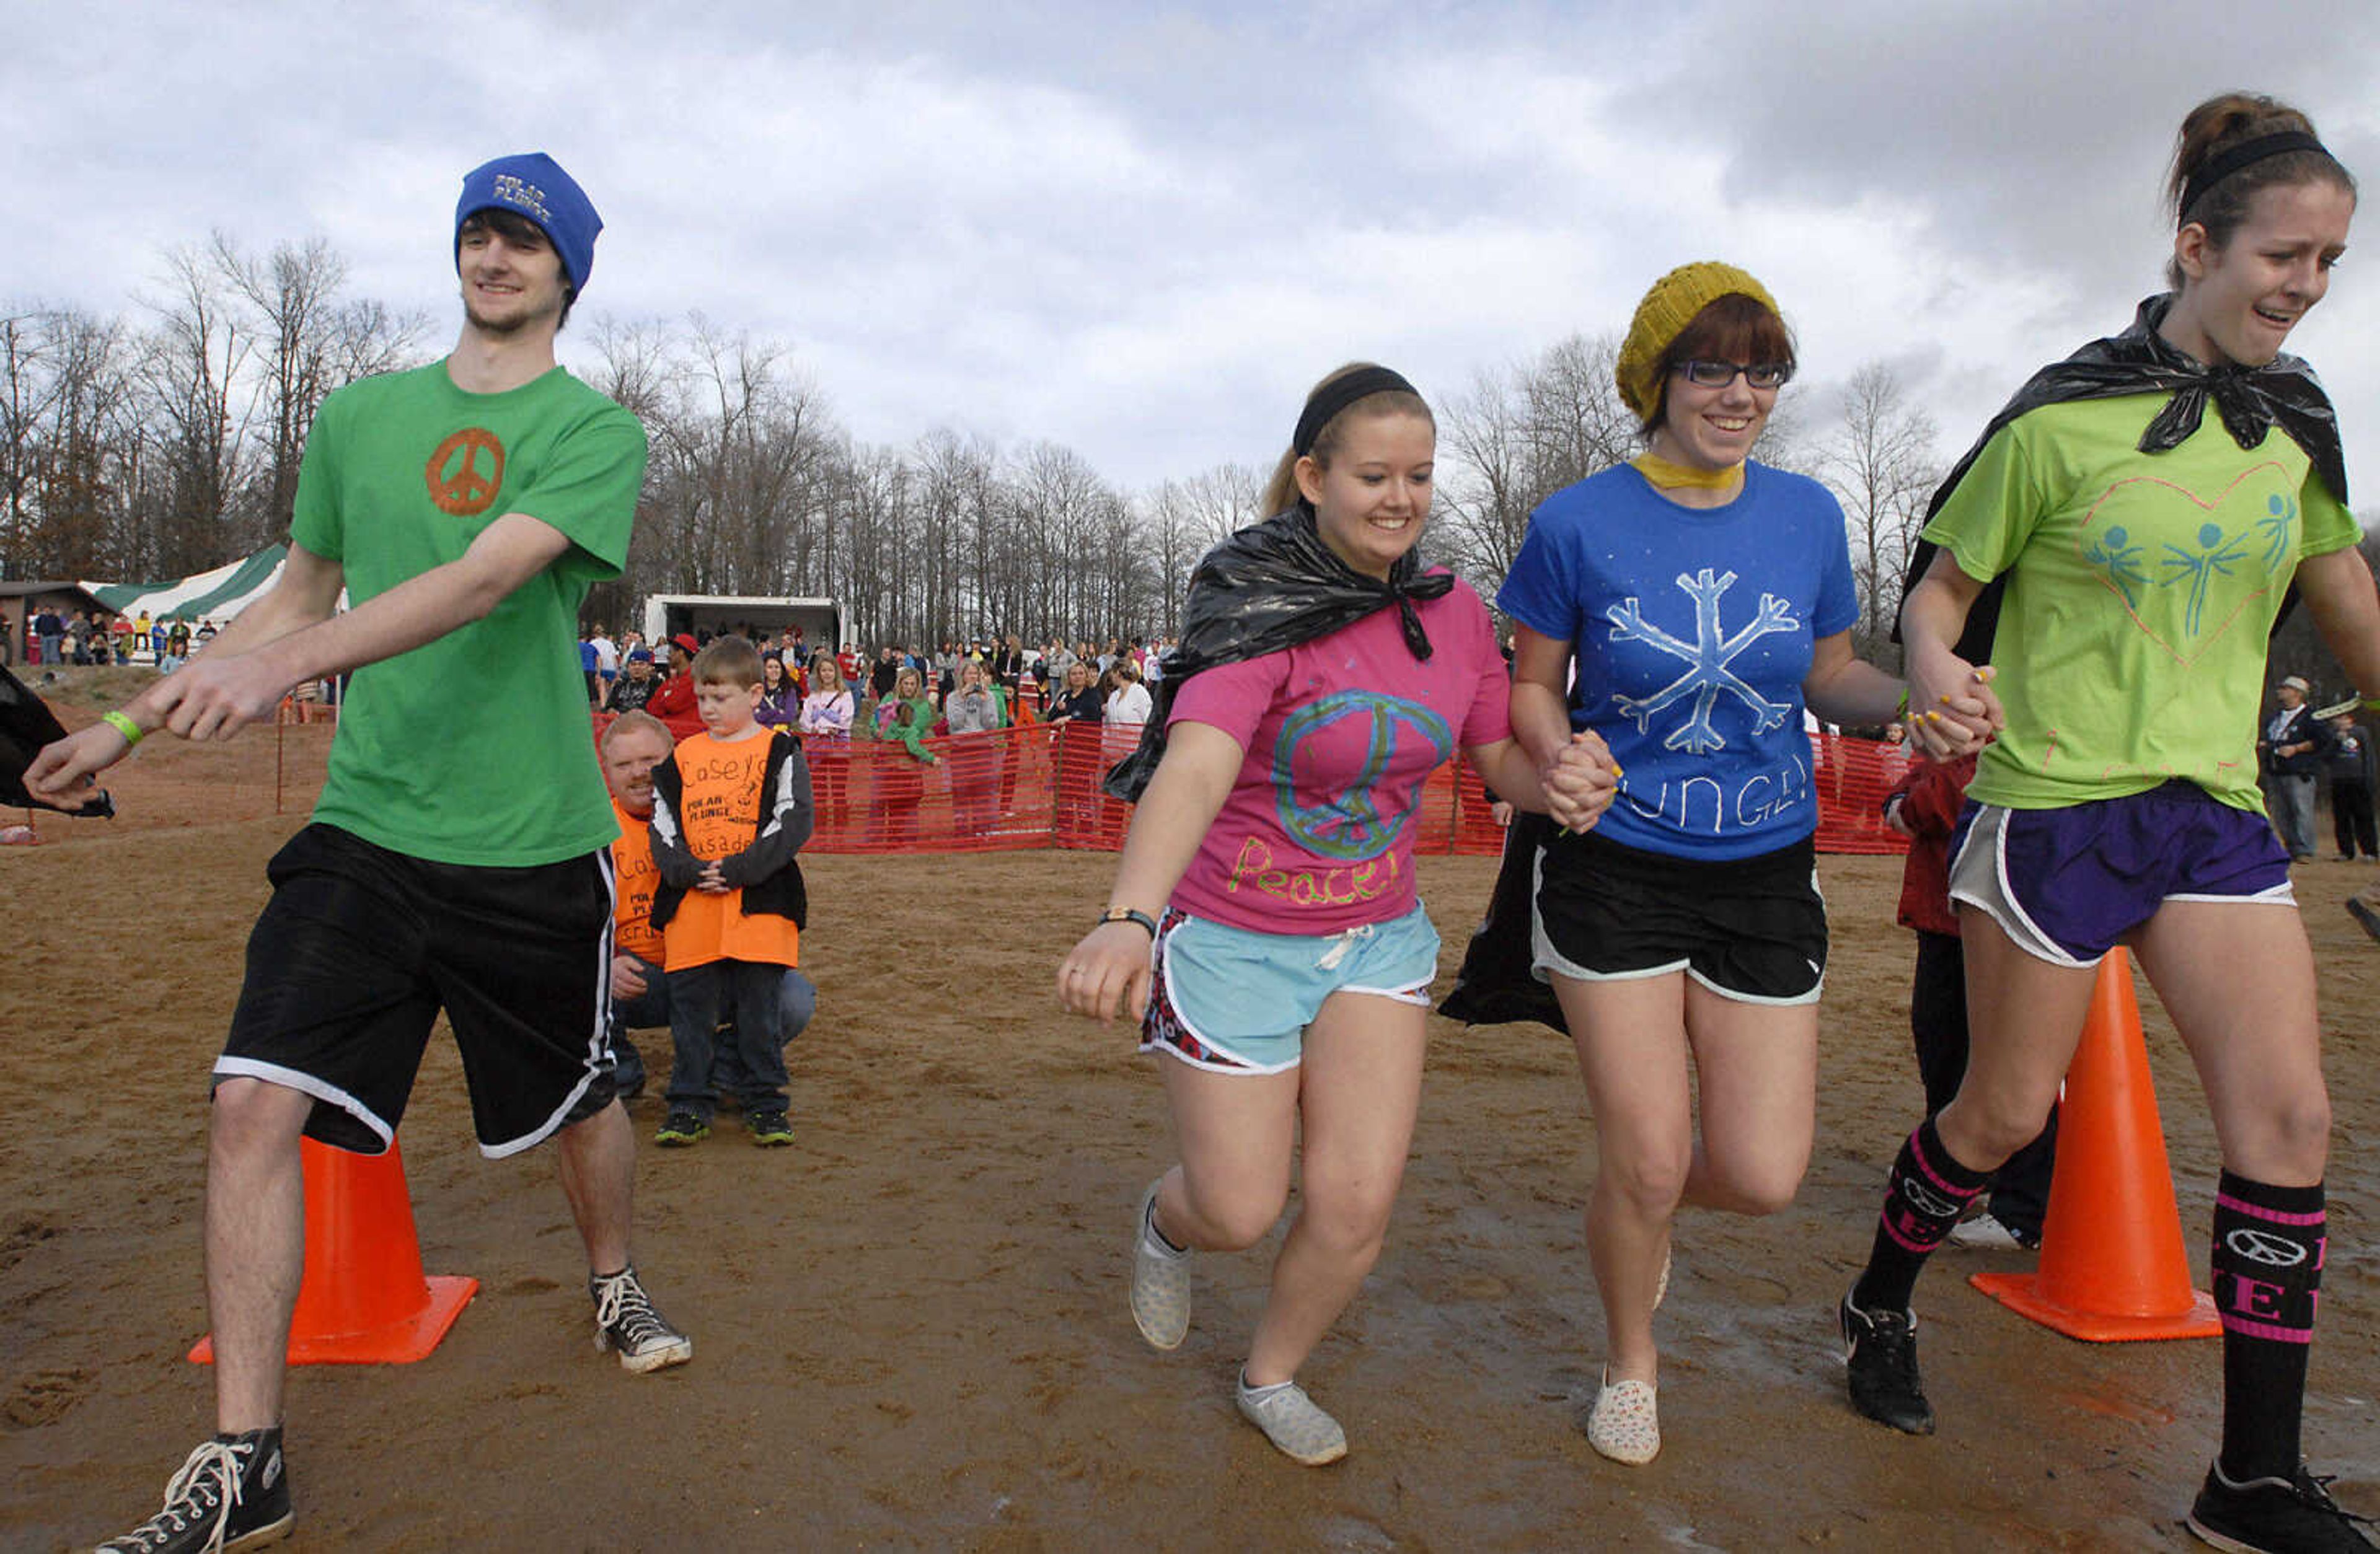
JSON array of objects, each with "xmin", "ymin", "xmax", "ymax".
[{"xmin": 454, "ymin": 153, "xmax": 602, "ymax": 297}]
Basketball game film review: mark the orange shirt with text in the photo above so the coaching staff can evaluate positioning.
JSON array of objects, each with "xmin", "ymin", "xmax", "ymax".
[
  {"xmin": 609, "ymin": 797, "xmax": 664, "ymax": 964},
  {"xmin": 661, "ymin": 731, "xmax": 801, "ymax": 972}
]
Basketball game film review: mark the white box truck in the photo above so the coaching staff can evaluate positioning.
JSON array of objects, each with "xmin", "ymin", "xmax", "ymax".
[{"xmin": 641, "ymin": 595, "xmax": 842, "ymax": 653}]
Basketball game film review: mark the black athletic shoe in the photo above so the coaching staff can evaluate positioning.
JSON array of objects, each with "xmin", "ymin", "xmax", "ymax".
[
  {"xmin": 2188, "ymin": 1460, "xmax": 2377, "ymax": 1552},
  {"xmin": 653, "ymin": 1108, "xmax": 708, "ymax": 1147},
  {"xmin": 746, "ymin": 1107, "xmax": 793, "ymax": 1147},
  {"xmin": 99, "ymin": 1428, "xmax": 292, "ymax": 1553},
  {"xmin": 590, "ymin": 1265, "xmax": 694, "ymax": 1374},
  {"xmin": 1840, "ymin": 1293, "xmax": 1934, "ymax": 1435}
]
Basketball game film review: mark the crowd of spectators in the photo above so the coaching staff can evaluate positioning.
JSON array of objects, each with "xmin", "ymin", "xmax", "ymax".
[
  {"xmin": 578, "ymin": 625, "xmax": 1175, "ymax": 848},
  {"xmin": 584, "ymin": 624, "xmax": 1177, "ymax": 737},
  {"xmin": 14, "ymin": 607, "xmax": 219, "ymax": 670}
]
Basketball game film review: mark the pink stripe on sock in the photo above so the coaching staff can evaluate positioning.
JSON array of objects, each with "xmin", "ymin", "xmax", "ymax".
[
  {"xmin": 2220, "ymin": 1314, "xmax": 2312, "ymax": 1344},
  {"xmin": 1907, "ymin": 1129, "xmax": 1986, "ymax": 1201},
  {"xmin": 1878, "ymin": 1213, "xmax": 1936, "ymax": 1255},
  {"xmin": 2215, "ymin": 1193, "xmax": 2325, "ymax": 1227}
]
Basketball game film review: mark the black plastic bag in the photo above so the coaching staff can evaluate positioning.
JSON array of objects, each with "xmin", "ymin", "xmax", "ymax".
[
  {"xmin": 1901, "ymin": 292, "xmax": 2340, "ymax": 658},
  {"xmin": 1105, "ymin": 507, "xmax": 1453, "ymax": 802},
  {"xmin": 1437, "ymin": 809, "xmax": 1566, "ymax": 1034}
]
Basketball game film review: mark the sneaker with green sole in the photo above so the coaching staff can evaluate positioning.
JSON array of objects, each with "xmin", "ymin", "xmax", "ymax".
[{"xmin": 653, "ymin": 1108, "xmax": 709, "ymax": 1147}]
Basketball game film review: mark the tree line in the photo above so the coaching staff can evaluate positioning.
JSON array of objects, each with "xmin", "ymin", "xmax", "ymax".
[{"xmin": 6, "ymin": 235, "xmax": 1949, "ymax": 654}]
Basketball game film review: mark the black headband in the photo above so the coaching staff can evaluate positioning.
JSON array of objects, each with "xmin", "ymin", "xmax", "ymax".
[
  {"xmin": 1292, "ymin": 366, "xmax": 1421, "ymax": 457},
  {"xmin": 2179, "ymin": 130, "xmax": 2334, "ymax": 224}
]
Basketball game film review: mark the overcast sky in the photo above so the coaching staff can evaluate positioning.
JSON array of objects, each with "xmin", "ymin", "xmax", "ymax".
[{"xmin": 9, "ymin": 0, "xmax": 2379, "ymax": 506}]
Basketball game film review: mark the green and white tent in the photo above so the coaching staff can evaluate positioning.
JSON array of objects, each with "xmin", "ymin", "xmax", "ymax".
[{"xmin": 84, "ymin": 545, "xmax": 288, "ymax": 622}]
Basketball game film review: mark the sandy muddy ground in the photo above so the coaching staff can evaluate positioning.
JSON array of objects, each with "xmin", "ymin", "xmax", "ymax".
[{"xmin": 2, "ymin": 738, "xmax": 2374, "ymax": 1550}]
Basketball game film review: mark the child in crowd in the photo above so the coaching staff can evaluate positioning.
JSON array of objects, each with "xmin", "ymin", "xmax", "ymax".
[{"xmin": 648, "ymin": 637, "xmax": 816, "ymax": 1148}]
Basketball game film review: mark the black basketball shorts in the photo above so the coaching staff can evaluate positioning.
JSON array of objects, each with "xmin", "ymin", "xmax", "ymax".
[
  {"xmin": 216, "ymin": 823, "xmax": 617, "ymax": 1156},
  {"xmin": 1531, "ymin": 828, "xmax": 1827, "ymax": 1005}
]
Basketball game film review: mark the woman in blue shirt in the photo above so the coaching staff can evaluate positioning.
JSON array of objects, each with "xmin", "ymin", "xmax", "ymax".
[{"xmin": 1501, "ymin": 262, "xmax": 1980, "ymax": 1465}]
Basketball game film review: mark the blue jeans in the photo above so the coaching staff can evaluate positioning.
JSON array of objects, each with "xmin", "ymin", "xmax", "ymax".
[
  {"xmin": 663, "ymin": 960, "xmax": 815, "ymax": 1115},
  {"xmin": 2265, "ymin": 773, "xmax": 2317, "ymax": 859},
  {"xmin": 607, "ymin": 954, "xmax": 671, "ymax": 1095}
]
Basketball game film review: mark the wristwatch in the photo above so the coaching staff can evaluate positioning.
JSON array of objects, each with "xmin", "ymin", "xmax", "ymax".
[{"xmin": 1095, "ymin": 906, "xmax": 1160, "ymax": 938}]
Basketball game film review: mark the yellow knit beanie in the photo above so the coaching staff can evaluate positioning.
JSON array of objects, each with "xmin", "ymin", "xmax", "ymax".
[{"xmin": 1615, "ymin": 261, "xmax": 1783, "ymax": 421}]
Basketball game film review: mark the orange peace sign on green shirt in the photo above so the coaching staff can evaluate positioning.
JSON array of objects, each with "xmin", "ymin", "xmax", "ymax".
[{"xmin": 426, "ymin": 428, "xmax": 506, "ymax": 517}]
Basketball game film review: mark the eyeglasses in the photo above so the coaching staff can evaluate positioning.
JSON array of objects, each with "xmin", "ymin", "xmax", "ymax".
[{"xmin": 1676, "ymin": 359, "xmax": 1793, "ymax": 391}]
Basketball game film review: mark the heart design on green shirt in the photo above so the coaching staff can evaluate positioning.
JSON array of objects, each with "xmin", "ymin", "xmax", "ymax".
[{"xmin": 2074, "ymin": 461, "xmax": 2294, "ymax": 665}]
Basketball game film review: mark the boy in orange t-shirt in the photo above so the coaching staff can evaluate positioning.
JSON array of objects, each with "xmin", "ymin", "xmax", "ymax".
[{"xmin": 647, "ymin": 638, "xmax": 814, "ymax": 1146}]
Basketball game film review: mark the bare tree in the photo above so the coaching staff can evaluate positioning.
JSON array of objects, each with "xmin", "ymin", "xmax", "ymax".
[
  {"xmin": 213, "ymin": 233, "xmax": 426, "ymax": 540},
  {"xmin": 0, "ymin": 309, "xmax": 63, "ymax": 568},
  {"xmin": 138, "ymin": 245, "xmax": 253, "ymax": 570},
  {"xmin": 1179, "ymin": 461, "xmax": 1263, "ymax": 551},
  {"xmin": 1818, "ymin": 363, "xmax": 1940, "ymax": 664},
  {"xmin": 1435, "ymin": 333, "xmax": 1635, "ymax": 597},
  {"xmin": 1434, "ymin": 366, "xmax": 1534, "ymax": 589}
]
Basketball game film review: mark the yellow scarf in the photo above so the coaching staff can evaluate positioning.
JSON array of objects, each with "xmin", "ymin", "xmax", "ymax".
[{"xmin": 1631, "ymin": 450, "xmax": 1743, "ymax": 493}]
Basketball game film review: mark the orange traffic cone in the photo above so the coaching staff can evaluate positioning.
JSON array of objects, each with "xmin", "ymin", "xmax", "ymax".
[
  {"xmin": 1971, "ymin": 948, "xmax": 2219, "ymax": 1341},
  {"xmin": 192, "ymin": 1136, "xmax": 478, "ymax": 1366}
]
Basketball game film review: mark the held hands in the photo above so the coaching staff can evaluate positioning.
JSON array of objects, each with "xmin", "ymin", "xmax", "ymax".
[
  {"xmin": 695, "ymin": 860, "xmax": 731, "ymax": 894},
  {"xmin": 24, "ymin": 721, "xmax": 133, "ymax": 805},
  {"xmin": 25, "ymin": 650, "xmax": 300, "ymax": 803},
  {"xmin": 1057, "ymin": 920, "xmax": 1154, "ymax": 1022},
  {"xmin": 1541, "ymin": 729, "xmax": 1621, "ymax": 833},
  {"xmin": 1902, "ymin": 652, "xmax": 2003, "ymax": 758}
]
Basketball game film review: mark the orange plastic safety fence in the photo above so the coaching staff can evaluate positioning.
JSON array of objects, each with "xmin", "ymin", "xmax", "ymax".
[
  {"xmin": 468, "ymin": 713, "xmax": 1918, "ymax": 861},
  {"xmin": 805, "ymin": 722, "xmax": 1110, "ymax": 854},
  {"xmin": 799, "ymin": 723, "xmax": 1912, "ymax": 859},
  {"xmin": 1809, "ymin": 732, "xmax": 1918, "ymax": 857}
]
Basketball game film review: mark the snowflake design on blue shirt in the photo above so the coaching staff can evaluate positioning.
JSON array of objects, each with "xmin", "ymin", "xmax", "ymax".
[{"xmin": 1605, "ymin": 568, "xmax": 1799, "ymax": 754}]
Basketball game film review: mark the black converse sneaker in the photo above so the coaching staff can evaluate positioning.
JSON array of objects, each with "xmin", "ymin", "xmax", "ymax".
[
  {"xmin": 1840, "ymin": 1293, "xmax": 1934, "ymax": 1435},
  {"xmin": 98, "ymin": 1427, "xmax": 292, "ymax": 1553},
  {"xmin": 2188, "ymin": 1460, "xmax": 2378, "ymax": 1552},
  {"xmin": 590, "ymin": 1265, "xmax": 693, "ymax": 1373}
]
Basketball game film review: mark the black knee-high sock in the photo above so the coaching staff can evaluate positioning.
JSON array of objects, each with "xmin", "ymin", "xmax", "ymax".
[
  {"xmin": 2211, "ymin": 1172, "xmax": 2325, "ymax": 1483},
  {"xmin": 1851, "ymin": 1118, "xmax": 1991, "ymax": 1315}
]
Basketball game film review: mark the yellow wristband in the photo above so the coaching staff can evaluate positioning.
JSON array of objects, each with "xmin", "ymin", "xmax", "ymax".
[{"xmin": 102, "ymin": 711, "xmax": 144, "ymax": 747}]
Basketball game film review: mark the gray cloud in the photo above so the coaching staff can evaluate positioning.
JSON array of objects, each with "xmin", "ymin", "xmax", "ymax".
[{"xmin": 6, "ymin": 0, "xmax": 2376, "ymax": 499}]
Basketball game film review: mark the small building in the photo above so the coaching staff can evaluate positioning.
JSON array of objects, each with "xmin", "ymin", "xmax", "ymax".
[{"xmin": 0, "ymin": 581, "xmax": 113, "ymax": 666}]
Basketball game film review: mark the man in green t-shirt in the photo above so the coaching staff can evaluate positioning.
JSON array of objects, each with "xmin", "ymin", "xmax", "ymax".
[{"xmin": 30, "ymin": 153, "xmax": 690, "ymax": 1554}]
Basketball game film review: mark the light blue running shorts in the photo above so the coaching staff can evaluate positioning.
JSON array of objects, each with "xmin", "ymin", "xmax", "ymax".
[{"xmin": 1137, "ymin": 902, "xmax": 1440, "ymax": 1074}]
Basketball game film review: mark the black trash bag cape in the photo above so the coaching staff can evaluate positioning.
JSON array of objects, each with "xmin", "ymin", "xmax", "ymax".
[
  {"xmin": 0, "ymin": 662, "xmax": 115, "ymax": 817},
  {"xmin": 1903, "ymin": 291, "xmax": 2343, "ymax": 662},
  {"xmin": 1443, "ymin": 294, "xmax": 2348, "ymax": 1035},
  {"xmin": 1103, "ymin": 507, "xmax": 1452, "ymax": 802}
]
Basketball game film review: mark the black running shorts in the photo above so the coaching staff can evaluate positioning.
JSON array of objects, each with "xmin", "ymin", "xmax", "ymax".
[
  {"xmin": 1530, "ymin": 828, "xmax": 1827, "ymax": 1005},
  {"xmin": 218, "ymin": 823, "xmax": 617, "ymax": 1157}
]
